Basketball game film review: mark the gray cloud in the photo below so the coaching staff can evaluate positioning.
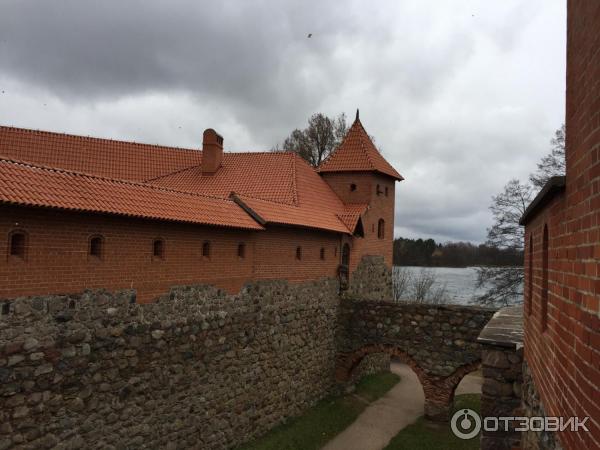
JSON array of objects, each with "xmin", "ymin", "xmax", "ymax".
[{"xmin": 0, "ymin": 0, "xmax": 567, "ymax": 243}]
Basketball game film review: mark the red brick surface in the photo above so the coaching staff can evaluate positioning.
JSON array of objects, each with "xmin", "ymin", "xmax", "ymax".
[
  {"xmin": 0, "ymin": 205, "xmax": 341, "ymax": 303},
  {"xmin": 523, "ymin": 2, "xmax": 600, "ymax": 448}
]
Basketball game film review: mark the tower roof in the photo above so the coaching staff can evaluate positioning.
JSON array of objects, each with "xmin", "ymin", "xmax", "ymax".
[{"xmin": 316, "ymin": 114, "xmax": 403, "ymax": 180}]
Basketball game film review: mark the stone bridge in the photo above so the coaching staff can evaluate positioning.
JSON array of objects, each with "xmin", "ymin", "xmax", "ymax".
[{"xmin": 336, "ymin": 300, "xmax": 496, "ymax": 421}]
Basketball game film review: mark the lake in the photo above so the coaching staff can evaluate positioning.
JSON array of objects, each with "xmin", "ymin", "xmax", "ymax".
[{"xmin": 393, "ymin": 266, "xmax": 523, "ymax": 306}]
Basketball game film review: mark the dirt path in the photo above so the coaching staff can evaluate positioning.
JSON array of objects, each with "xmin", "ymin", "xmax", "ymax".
[{"xmin": 322, "ymin": 361, "xmax": 482, "ymax": 450}]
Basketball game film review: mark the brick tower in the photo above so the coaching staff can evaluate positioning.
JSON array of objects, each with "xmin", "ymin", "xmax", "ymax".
[{"xmin": 317, "ymin": 111, "xmax": 403, "ymax": 273}]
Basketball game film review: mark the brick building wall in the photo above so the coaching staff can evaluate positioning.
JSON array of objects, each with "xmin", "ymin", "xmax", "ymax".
[
  {"xmin": 321, "ymin": 172, "xmax": 395, "ymax": 270},
  {"xmin": 522, "ymin": 1, "xmax": 600, "ymax": 448},
  {"xmin": 1, "ymin": 205, "xmax": 342, "ymax": 303}
]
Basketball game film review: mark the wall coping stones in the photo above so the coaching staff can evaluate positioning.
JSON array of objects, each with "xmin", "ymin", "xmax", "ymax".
[{"xmin": 477, "ymin": 306, "xmax": 523, "ymax": 349}]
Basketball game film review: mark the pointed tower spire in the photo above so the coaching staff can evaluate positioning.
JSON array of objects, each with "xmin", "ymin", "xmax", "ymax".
[{"xmin": 316, "ymin": 113, "xmax": 403, "ymax": 181}]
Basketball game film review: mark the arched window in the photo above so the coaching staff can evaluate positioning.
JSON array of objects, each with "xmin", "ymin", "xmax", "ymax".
[
  {"xmin": 238, "ymin": 243, "xmax": 246, "ymax": 259},
  {"xmin": 320, "ymin": 247, "xmax": 325, "ymax": 260},
  {"xmin": 89, "ymin": 235, "xmax": 103, "ymax": 258},
  {"xmin": 541, "ymin": 225, "xmax": 549, "ymax": 331},
  {"xmin": 377, "ymin": 219, "xmax": 385, "ymax": 239},
  {"xmin": 296, "ymin": 246, "xmax": 302, "ymax": 260},
  {"xmin": 8, "ymin": 230, "xmax": 26, "ymax": 258},
  {"xmin": 527, "ymin": 234, "xmax": 533, "ymax": 316},
  {"xmin": 153, "ymin": 239, "xmax": 164, "ymax": 259},
  {"xmin": 202, "ymin": 241, "xmax": 211, "ymax": 258},
  {"xmin": 350, "ymin": 183, "xmax": 357, "ymax": 192}
]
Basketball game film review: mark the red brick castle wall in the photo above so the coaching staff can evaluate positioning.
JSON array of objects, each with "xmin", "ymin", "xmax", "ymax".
[{"xmin": 523, "ymin": 1, "xmax": 600, "ymax": 448}]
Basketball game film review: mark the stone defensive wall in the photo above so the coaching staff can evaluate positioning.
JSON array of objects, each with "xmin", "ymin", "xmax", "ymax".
[
  {"xmin": 0, "ymin": 257, "xmax": 498, "ymax": 449},
  {"xmin": 0, "ymin": 280, "xmax": 341, "ymax": 449}
]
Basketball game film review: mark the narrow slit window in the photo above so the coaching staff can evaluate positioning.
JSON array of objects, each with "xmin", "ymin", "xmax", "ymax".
[
  {"xmin": 296, "ymin": 246, "xmax": 302, "ymax": 260},
  {"xmin": 202, "ymin": 241, "xmax": 211, "ymax": 258},
  {"xmin": 377, "ymin": 219, "xmax": 385, "ymax": 239},
  {"xmin": 153, "ymin": 239, "xmax": 164, "ymax": 259},
  {"xmin": 9, "ymin": 231, "xmax": 26, "ymax": 258},
  {"xmin": 320, "ymin": 248, "xmax": 325, "ymax": 260},
  {"xmin": 527, "ymin": 234, "xmax": 533, "ymax": 316},
  {"xmin": 541, "ymin": 225, "xmax": 549, "ymax": 331},
  {"xmin": 385, "ymin": 186, "xmax": 389, "ymax": 197},
  {"xmin": 89, "ymin": 236, "xmax": 103, "ymax": 258},
  {"xmin": 238, "ymin": 243, "xmax": 246, "ymax": 259}
]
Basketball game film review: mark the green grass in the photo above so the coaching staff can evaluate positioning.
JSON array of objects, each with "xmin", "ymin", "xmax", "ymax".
[
  {"xmin": 238, "ymin": 371, "xmax": 400, "ymax": 450},
  {"xmin": 383, "ymin": 394, "xmax": 482, "ymax": 450}
]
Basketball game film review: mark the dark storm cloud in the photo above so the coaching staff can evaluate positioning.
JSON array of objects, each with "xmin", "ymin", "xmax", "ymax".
[{"xmin": 0, "ymin": 0, "xmax": 567, "ymax": 242}]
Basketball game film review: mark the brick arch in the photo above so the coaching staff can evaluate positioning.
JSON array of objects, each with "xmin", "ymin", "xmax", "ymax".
[{"xmin": 336, "ymin": 344, "xmax": 481, "ymax": 422}]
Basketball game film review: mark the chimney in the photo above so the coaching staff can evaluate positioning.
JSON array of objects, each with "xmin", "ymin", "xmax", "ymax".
[{"xmin": 202, "ymin": 128, "xmax": 224, "ymax": 174}]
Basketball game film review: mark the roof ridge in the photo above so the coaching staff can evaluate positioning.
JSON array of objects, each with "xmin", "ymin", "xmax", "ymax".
[
  {"xmin": 290, "ymin": 153, "xmax": 299, "ymax": 206},
  {"xmin": 354, "ymin": 120, "xmax": 377, "ymax": 171},
  {"xmin": 0, "ymin": 157, "xmax": 234, "ymax": 203},
  {"xmin": 235, "ymin": 191, "xmax": 299, "ymax": 207},
  {"xmin": 143, "ymin": 163, "xmax": 200, "ymax": 183},
  {"xmin": 0, "ymin": 125, "xmax": 202, "ymax": 154}
]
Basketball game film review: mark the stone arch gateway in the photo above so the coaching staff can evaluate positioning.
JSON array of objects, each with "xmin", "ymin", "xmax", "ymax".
[{"xmin": 336, "ymin": 300, "xmax": 495, "ymax": 421}]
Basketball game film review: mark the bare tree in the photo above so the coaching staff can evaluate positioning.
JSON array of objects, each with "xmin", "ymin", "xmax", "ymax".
[
  {"xmin": 392, "ymin": 267, "xmax": 411, "ymax": 301},
  {"xmin": 412, "ymin": 269, "xmax": 436, "ymax": 302},
  {"xmin": 275, "ymin": 113, "xmax": 348, "ymax": 167},
  {"xmin": 476, "ymin": 180, "xmax": 532, "ymax": 306},
  {"xmin": 530, "ymin": 124, "xmax": 566, "ymax": 189},
  {"xmin": 393, "ymin": 268, "xmax": 448, "ymax": 304},
  {"xmin": 476, "ymin": 124, "xmax": 566, "ymax": 307}
]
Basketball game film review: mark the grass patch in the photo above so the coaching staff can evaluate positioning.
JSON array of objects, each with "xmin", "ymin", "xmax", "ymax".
[
  {"xmin": 238, "ymin": 371, "xmax": 400, "ymax": 450},
  {"xmin": 355, "ymin": 372, "xmax": 401, "ymax": 402},
  {"xmin": 383, "ymin": 394, "xmax": 481, "ymax": 450}
]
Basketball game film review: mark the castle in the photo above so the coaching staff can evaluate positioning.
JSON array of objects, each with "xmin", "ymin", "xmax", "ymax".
[{"xmin": 0, "ymin": 113, "xmax": 402, "ymax": 302}]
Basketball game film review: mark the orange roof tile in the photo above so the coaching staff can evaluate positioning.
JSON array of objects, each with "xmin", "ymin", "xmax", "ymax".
[
  {"xmin": 148, "ymin": 152, "xmax": 298, "ymax": 205},
  {"xmin": 316, "ymin": 118, "xmax": 403, "ymax": 180},
  {"xmin": 0, "ymin": 126, "xmax": 201, "ymax": 182},
  {"xmin": 336, "ymin": 204, "xmax": 368, "ymax": 233},
  {"xmin": 0, "ymin": 124, "xmax": 392, "ymax": 234},
  {"xmin": 230, "ymin": 155, "xmax": 353, "ymax": 233},
  {"xmin": 0, "ymin": 158, "xmax": 264, "ymax": 230}
]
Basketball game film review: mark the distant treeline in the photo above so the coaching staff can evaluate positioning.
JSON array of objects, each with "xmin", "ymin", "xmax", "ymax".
[{"xmin": 393, "ymin": 237, "xmax": 523, "ymax": 268}]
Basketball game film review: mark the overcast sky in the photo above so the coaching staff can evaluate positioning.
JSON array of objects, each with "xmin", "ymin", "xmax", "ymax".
[{"xmin": 0, "ymin": 0, "xmax": 566, "ymax": 243}]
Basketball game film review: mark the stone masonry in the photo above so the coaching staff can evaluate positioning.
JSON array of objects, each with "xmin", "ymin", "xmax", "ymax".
[
  {"xmin": 0, "ymin": 255, "xmax": 500, "ymax": 449},
  {"xmin": 345, "ymin": 255, "xmax": 393, "ymax": 301},
  {"xmin": 477, "ymin": 306, "xmax": 525, "ymax": 450},
  {"xmin": 336, "ymin": 300, "xmax": 495, "ymax": 421},
  {"xmin": 0, "ymin": 280, "xmax": 341, "ymax": 450}
]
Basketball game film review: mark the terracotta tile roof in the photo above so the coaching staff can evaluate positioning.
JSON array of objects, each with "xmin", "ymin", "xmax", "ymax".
[
  {"xmin": 0, "ymin": 126, "xmax": 201, "ymax": 182},
  {"xmin": 316, "ymin": 118, "xmax": 403, "ymax": 180},
  {"xmin": 230, "ymin": 155, "xmax": 353, "ymax": 233},
  {"xmin": 148, "ymin": 152, "xmax": 298, "ymax": 205},
  {"xmin": 336, "ymin": 204, "xmax": 368, "ymax": 233},
  {"xmin": 0, "ymin": 125, "xmax": 387, "ymax": 234},
  {"xmin": 0, "ymin": 158, "xmax": 264, "ymax": 230}
]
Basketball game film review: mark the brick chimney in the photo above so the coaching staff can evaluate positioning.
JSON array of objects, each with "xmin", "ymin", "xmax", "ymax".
[{"xmin": 202, "ymin": 128, "xmax": 223, "ymax": 174}]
